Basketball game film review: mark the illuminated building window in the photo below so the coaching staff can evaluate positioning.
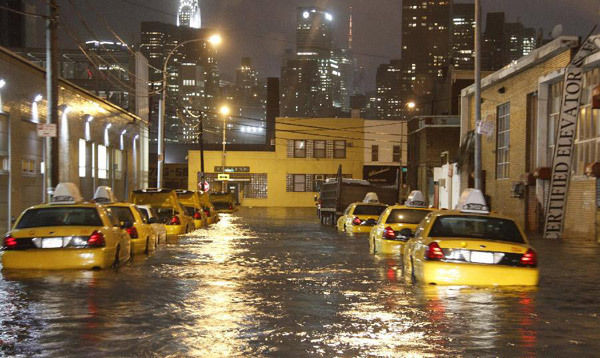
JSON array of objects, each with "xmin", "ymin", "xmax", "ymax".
[
  {"xmin": 79, "ymin": 139, "xmax": 87, "ymax": 177},
  {"xmin": 294, "ymin": 140, "xmax": 307, "ymax": 158},
  {"xmin": 496, "ymin": 103, "xmax": 510, "ymax": 179}
]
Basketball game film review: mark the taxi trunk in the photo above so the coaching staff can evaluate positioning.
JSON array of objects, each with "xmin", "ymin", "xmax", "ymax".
[
  {"xmin": 2, "ymin": 227, "xmax": 115, "ymax": 270},
  {"xmin": 418, "ymin": 238, "xmax": 539, "ymax": 286}
]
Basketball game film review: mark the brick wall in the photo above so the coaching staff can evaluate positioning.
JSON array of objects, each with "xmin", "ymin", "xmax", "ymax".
[{"xmin": 563, "ymin": 177, "xmax": 596, "ymax": 241}]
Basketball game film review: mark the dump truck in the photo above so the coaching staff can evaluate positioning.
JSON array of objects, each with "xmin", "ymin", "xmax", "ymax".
[{"xmin": 318, "ymin": 166, "xmax": 399, "ymax": 226}]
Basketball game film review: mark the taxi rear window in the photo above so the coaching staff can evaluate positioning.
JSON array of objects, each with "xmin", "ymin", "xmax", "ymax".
[
  {"xmin": 213, "ymin": 202, "xmax": 231, "ymax": 210},
  {"xmin": 353, "ymin": 205, "xmax": 387, "ymax": 216},
  {"xmin": 16, "ymin": 207, "xmax": 103, "ymax": 228},
  {"xmin": 428, "ymin": 215, "xmax": 524, "ymax": 243},
  {"xmin": 386, "ymin": 209, "xmax": 430, "ymax": 224},
  {"xmin": 108, "ymin": 206, "xmax": 135, "ymax": 223},
  {"xmin": 183, "ymin": 206, "xmax": 196, "ymax": 216}
]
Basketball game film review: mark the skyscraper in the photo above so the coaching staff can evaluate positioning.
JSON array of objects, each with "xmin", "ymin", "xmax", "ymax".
[
  {"xmin": 400, "ymin": 0, "xmax": 451, "ymax": 117},
  {"xmin": 281, "ymin": 7, "xmax": 335, "ymax": 117},
  {"xmin": 178, "ymin": 0, "xmax": 201, "ymax": 29},
  {"xmin": 482, "ymin": 12, "xmax": 538, "ymax": 70},
  {"xmin": 450, "ymin": 3, "xmax": 475, "ymax": 69},
  {"xmin": 140, "ymin": 22, "xmax": 219, "ymax": 143},
  {"xmin": 376, "ymin": 60, "xmax": 403, "ymax": 120}
]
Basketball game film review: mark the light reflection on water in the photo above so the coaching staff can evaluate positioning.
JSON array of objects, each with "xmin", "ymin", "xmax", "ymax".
[{"xmin": 0, "ymin": 207, "xmax": 598, "ymax": 356}]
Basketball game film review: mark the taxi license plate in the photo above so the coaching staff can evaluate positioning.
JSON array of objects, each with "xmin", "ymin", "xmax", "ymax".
[
  {"xmin": 42, "ymin": 238, "xmax": 64, "ymax": 248},
  {"xmin": 470, "ymin": 251, "xmax": 494, "ymax": 264}
]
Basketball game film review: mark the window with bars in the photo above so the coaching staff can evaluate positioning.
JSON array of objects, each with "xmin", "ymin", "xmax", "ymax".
[
  {"xmin": 294, "ymin": 140, "xmax": 307, "ymax": 158},
  {"xmin": 393, "ymin": 145, "xmax": 401, "ymax": 162},
  {"xmin": 496, "ymin": 102, "xmax": 510, "ymax": 179},
  {"xmin": 334, "ymin": 140, "xmax": 346, "ymax": 158},
  {"xmin": 293, "ymin": 174, "xmax": 306, "ymax": 192},
  {"xmin": 314, "ymin": 140, "xmax": 326, "ymax": 158},
  {"xmin": 371, "ymin": 145, "xmax": 379, "ymax": 162}
]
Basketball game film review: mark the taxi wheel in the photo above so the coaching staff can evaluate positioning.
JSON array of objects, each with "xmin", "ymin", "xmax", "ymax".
[
  {"xmin": 144, "ymin": 239, "xmax": 150, "ymax": 255},
  {"xmin": 372, "ymin": 238, "xmax": 377, "ymax": 254}
]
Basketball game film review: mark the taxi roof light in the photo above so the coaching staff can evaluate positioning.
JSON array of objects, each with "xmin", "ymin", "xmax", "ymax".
[
  {"xmin": 363, "ymin": 192, "xmax": 379, "ymax": 203},
  {"xmin": 405, "ymin": 190, "xmax": 427, "ymax": 208},
  {"xmin": 457, "ymin": 189, "xmax": 490, "ymax": 214},
  {"xmin": 51, "ymin": 183, "xmax": 84, "ymax": 204},
  {"xmin": 93, "ymin": 186, "xmax": 117, "ymax": 203}
]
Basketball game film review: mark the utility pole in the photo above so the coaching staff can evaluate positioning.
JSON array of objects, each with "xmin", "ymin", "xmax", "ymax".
[
  {"xmin": 46, "ymin": 0, "xmax": 59, "ymax": 200},
  {"xmin": 473, "ymin": 0, "xmax": 482, "ymax": 190},
  {"xmin": 199, "ymin": 112, "xmax": 204, "ymax": 176}
]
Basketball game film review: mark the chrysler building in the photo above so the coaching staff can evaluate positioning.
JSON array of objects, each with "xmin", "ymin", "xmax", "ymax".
[{"xmin": 177, "ymin": 0, "xmax": 201, "ymax": 28}]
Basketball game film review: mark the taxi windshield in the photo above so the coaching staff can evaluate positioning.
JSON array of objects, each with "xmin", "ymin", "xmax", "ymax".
[
  {"xmin": 16, "ymin": 207, "xmax": 103, "ymax": 228},
  {"xmin": 353, "ymin": 205, "xmax": 387, "ymax": 216},
  {"xmin": 428, "ymin": 215, "xmax": 524, "ymax": 243},
  {"xmin": 386, "ymin": 209, "xmax": 430, "ymax": 224}
]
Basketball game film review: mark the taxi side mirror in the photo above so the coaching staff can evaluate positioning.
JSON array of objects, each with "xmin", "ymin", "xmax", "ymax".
[{"xmin": 399, "ymin": 228, "xmax": 414, "ymax": 240}]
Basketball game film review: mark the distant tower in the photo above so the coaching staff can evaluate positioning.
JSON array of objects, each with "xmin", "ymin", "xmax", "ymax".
[
  {"xmin": 348, "ymin": 6, "xmax": 353, "ymax": 50},
  {"xmin": 178, "ymin": 0, "xmax": 201, "ymax": 28}
]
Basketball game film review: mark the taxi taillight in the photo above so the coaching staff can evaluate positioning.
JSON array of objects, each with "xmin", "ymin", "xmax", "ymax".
[
  {"xmin": 126, "ymin": 227, "xmax": 139, "ymax": 239},
  {"xmin": 228, "ymin": 205, "xmax": 233, "ymax": 210},
  {"xmin": 203, "ymin": 209, "xmax": 211, "ymax": 216},
  {"xmin": 426, "ymin": 242, "xmax": 445, "ymax": 260},
  {"xmin": 3, "ymin": 235, "xmax": 17, "ymax": 249},
  {"xmin": 168, "ymin": 216, "xmax": 181, "ymax": 225},
  {"xmin": 383, "ymin": 227, "xmax": 396, "ymax": 240},
  {"xmin": 352, "ymin": 217, "xmax": 362, "ymax": 225},
  {"xmin": 88, "ymin": 231, "xmax": 106, "ymax": 247},
  {"xmin": 520, "ymin": 249, "xmax": 537, "ymax": 266},
  {"xmin": 193, "ymin": 212, "xmax": 202, "ymax": 220}
]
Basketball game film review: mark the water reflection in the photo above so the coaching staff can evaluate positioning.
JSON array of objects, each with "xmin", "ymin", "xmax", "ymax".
[{"xmin": 0, "ymin": 208, "xmax": 598, "ymax": 356}]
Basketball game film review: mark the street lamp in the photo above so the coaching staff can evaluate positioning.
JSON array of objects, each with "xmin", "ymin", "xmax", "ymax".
[
  {"xmin": 157, "ymin": 34, "xmax": 222, "ymax": 188},
  {"xmin": 219, "ymin": 105, "xmax": 230, "ymax": 192},
  {"xmin": 406, "ymin": 101, "xmax": 416, "ymax": 109}
]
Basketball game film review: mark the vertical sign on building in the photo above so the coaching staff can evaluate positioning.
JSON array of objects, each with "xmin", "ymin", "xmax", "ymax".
[{"xmin": 544, "ymin": 35, "xmax": 600, "ymax": 239}]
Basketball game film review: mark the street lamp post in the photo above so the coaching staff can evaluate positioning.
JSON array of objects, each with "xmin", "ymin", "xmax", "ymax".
[
  {"xmin": 157, "ymin": 34, "xmax": 222, "ymax": 188},
  {"xmin": 219, "ymin": 105, "xmax": 230, "ymax": 192}
]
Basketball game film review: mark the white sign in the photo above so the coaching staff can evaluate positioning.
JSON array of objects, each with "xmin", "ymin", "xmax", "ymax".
[
  {"xmin": 37, "ymin": 123, "xmax": 57, "ymax": 137},
  {"xmin": 544, "ymin": 34, "xmax": 600, "ymax": 240},
  {"xmin": 476, "ymin": 120, "xmax": 494, "ymax": 136}
]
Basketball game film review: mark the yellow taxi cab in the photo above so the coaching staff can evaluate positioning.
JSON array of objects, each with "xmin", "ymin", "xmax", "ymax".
[
  {"xmin": 336, "ymin": 194, "xmax": 388, "ymax": 233},
  {"xmin": 370, "ymin": 191, "xmax": 434, "ymax": 255},
  {"xmin": 130, "ymin": 189, "xmax": 195, "ymax": 240},
  {"xmin": 209, "ymin": 192, "xmax": 237, "ymax": 214},
  {"xmin": 199, "ymin": 192, "xmax": 219, "ymax": 225},
  {"xmin": 403, "ymin": 189, "xmax": 539, "ymax": 286},
  {"xmin": 176, "ymin": 190, "xmax": 207, "ymax": 230},
  {"xmin": 2, "ymin": 183, "xmax": 131, "ymax": 270},
  {"xmin": 136, "ymin": 205, "xmax": 167, "ymax": 244},
  {"xmin": 93, "ymin": 187, "xmax": 157, "ymax": 257}
]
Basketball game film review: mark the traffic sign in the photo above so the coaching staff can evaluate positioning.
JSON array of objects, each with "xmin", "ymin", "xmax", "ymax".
[
  {"xmin": 217, "ymin": 174, "xmax": 230, "ymax": 181},
  {"xmin": 37, "ymin": 123, "xmax": 57, "ymax": 137},
  {"xmin": 198, "ymin": 181, "xmax": 210, "ymax": 192}
]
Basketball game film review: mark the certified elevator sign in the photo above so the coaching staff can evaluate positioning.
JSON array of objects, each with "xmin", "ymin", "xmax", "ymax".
[{"xmin": 544, "ymin": 34, "xmax": 600, "ymax": 240}]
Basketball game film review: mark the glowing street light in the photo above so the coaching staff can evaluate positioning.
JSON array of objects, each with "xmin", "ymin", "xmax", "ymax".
[
  {"xmin": 208, "ymin": 34, "xmax": 222, "ymax": 46},
  {"xmin": 406, "ymin": 101, "xmax": 416, "ymax": 109},
  {"xmin": 219, "ymin": 105, "xmax": 230, "ymax": 116}
]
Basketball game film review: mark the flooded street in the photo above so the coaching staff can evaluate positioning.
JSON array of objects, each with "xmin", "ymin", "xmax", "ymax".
[{"xmin": 1, "ymin": 207, "xmax": 599, "ymax": 357}]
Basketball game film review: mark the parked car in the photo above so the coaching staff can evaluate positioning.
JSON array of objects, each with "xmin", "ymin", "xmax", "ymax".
[
  {"xmin": 2, "ymin": 183, "xmax": 131, "ymax": 270},
  {"xmin": 130, "ymin": 189, "xmax": 195, "ymax": 240},
  {"xmin": 136, "ymin": 205, "xmax": 167, "ymax": 244}
]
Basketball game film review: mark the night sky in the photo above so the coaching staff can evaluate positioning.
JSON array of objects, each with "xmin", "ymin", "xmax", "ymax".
[{"xmin": 52, "ymin": 0, "xmax": 599, "ymax": 90}]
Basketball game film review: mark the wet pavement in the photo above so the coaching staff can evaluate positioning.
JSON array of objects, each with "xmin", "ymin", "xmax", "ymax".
[{"xmin": 1, "ymin": 207, "xmax": 599, "ymax": 357}]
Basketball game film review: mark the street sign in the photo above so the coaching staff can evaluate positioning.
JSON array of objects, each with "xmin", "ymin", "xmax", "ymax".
[
  {"xmin": 36, "ymin": 123, "xmax": 57, "ymax": 137},
  {"xmin": 217, "ymin": 174, "xmax": 230, "ymax": 181},
  {"xmin": 198, "ymin": 181, "xmax": 210, "ymax": 192}
]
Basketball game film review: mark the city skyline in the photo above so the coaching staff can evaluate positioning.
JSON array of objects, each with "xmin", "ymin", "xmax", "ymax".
[{"xmin": 52, "ymin": 0, "xmax": 597, "ymax": 91}]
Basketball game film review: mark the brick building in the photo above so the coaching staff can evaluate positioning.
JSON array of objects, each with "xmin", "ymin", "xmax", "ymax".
[
  {"xmin": 407, "ymin": 115, "xmax": 460, "ymax": 204},
  {"xmin": 0, "ymin": 46, "xmax": 149, "ymax": 234},
  {"xmin": 459, "ymin": 36, "xmax": 600, "ymax": 242}
]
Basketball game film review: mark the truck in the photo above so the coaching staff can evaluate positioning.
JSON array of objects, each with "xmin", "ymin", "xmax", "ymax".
[{"xmin": 318, "ymin": 165, "xmax": 399, "ymax": 226}]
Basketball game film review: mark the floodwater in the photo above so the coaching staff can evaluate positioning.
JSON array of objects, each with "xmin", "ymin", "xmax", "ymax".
[{"xmin": 1, "ymin": 207, "xmax": 599, "ymax": 357}]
